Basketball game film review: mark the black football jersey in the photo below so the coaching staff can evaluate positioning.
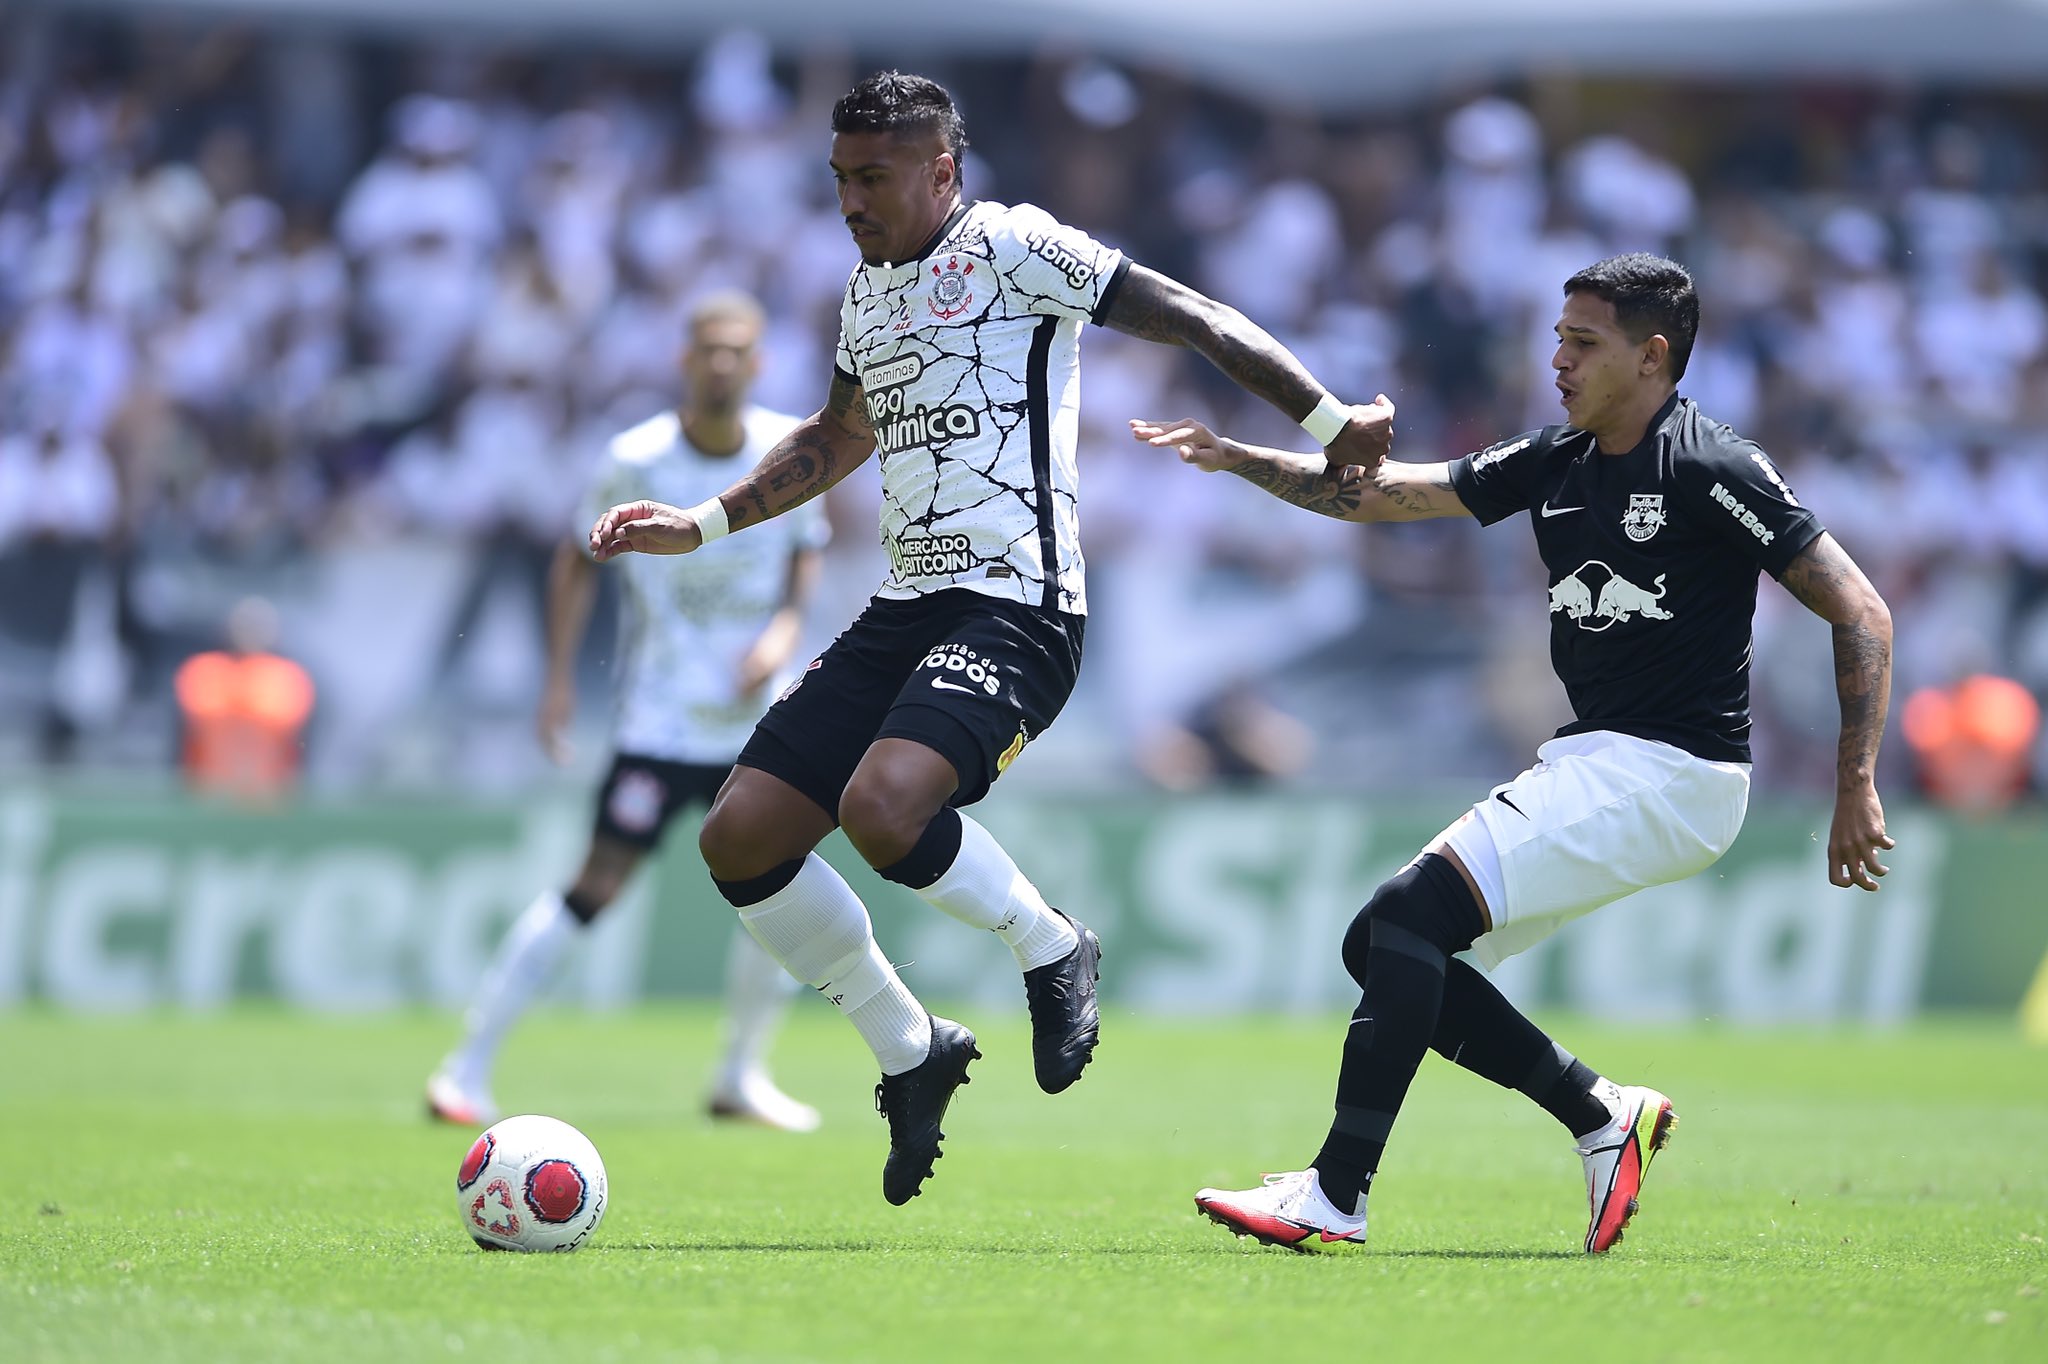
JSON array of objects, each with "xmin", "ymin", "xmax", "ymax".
[{"xmin": 1447, "ymin": 394, "xmax": 1823, "ymax": 763}]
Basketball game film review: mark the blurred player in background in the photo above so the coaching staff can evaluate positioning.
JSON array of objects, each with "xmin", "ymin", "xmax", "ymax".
[
  {"xmin": 1135, "ymin": 254, "xmax": 1895, "ymax": 1253},
  {"xmin": 428, "ymin": 291, "xmax": 827, "ymax": 1133},
  {"xmin": 587, "ymin": 71, "xmax": 1394, "ymax": 1205}
]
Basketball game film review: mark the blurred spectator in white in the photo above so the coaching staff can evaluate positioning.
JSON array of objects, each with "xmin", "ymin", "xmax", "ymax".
[
  {"xmin": 1439, "ymin": 96, "xmax": 1545, "ymax": 313},
  {"xmin": 472, "ymin": 237, "xmax": 580, "ymax": 387},
  {"xmin": 695, "ymin": 30, "xmax": 808, "ymax": 248},
  {"xmin": 1697, "ymin": 194, "xmax": 1803, "ymax": 321},
  {"xmin": 337, "ymin": 94, "xmax": 500, "ymax": 375},
  {"xmin": 1680, "ymin": 324, "xmax": 1764, "ymax": 438},
  {"xmin": 522, "ymin": 110, "xmax": 627, "ymax": 322},
  {"xmin": 193, "ymin": 196, "xmax": 290, "ymax": 329},
  {"xmin": 1562, "ymin": 134, "xmax": 1695, "ymax": 253},
  {"xmin": 1196, "ymin": 176, "xmax": 1343, "ymax": 333},
  {"xmin": 148, "ymin": 270, "xmax": 256, "ymax": 416},
  {"xmin": 1899, "ymin": 122, "xmax": 2002, "ymax": 293},
  {"xmin": 0, "ymin": 408, "xmax": 122, "ymax": 760},
  {"xmin": 383, "ymin": 346, "xmax": 575, "ymax": 710},
  {"xmin": 7, "ymin": 260, "xmax": 136, "ymax": 439},
  {"xmin": 1915, "ymin": 250, "xmax": 2046, "ymax": 423},
  {"xmin": 1792, "ymin": 207, "xmax": 1915, "ymax": 411},
  {"xmin": 0, "ymin": 410, "xmax": 120, "ymax": 550},
  {"xmin": 90, "ymin": 161, "xmax": 217, "ymax": 322}
]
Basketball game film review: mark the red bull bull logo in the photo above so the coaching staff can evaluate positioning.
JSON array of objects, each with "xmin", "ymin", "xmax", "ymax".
[{"xmin": 1549, "ymin": 561, "xmax": 1674, "ymax": 632}]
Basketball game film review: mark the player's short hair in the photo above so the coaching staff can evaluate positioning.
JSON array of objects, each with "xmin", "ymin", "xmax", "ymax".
[
  {"xmin": 688, "ymin": 290, "xmax": 766, "ymax": 340},
  {"xmin": 831, "ymin": 71, "xmax": 969, "ymax": 173},
  {"xmin": 1564, "ymin": 254, "xmax": 1699, "ymax": 382}
]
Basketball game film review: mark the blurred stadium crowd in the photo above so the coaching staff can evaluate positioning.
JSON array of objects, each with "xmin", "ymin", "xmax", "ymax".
[{"xmin": 3, "ymin": 17, "xmax": 2045, "ymax": 800}]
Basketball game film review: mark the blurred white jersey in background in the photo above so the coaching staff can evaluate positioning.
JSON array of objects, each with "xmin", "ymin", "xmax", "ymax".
[{"xmin": 580, "ymin": 406, "xmax": 827, "ymax": 763}]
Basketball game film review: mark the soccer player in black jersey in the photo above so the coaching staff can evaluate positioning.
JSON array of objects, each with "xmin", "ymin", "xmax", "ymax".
[
  {"xmin": 587, "ymin": 72, "xmax": 1394, "ymax": 1206},
  {"xmin": 1133, "ymin": 253, "xmax": 1894, "ymax": 1254}
]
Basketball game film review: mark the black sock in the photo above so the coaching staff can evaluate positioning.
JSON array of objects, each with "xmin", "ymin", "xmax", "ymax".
[
  {"xmin": 1311, "ymin": 855, "xmax": 1481, "ymax": 1214},
  {"xmin": 561, "ymin": 887, "xmax": 606, "ymax": 924},
  {"xmin": 1432, "ymin": 958, "xmax": 1612, "ymax": 1139}
]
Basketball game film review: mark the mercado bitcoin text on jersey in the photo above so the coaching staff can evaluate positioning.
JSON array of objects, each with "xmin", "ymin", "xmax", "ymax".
[
  {"xmin": 834, "ymin": 200, "xmax": 1130, "ymax": 615},
  {"xmin": 580, "ymin": 407, "xmax": 827, "ymax": 763},
  {"xmin": 1447, "ymin": 394, "xmax": 1822, "ymax": 763}
]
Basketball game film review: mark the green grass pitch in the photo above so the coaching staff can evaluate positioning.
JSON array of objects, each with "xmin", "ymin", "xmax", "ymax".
[{"xmin": 5, "ymin": 1006, "xmax": 2045, "ymax": 1362}]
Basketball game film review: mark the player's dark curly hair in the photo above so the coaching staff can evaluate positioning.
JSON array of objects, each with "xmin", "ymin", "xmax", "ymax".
[
  {"xmin": 1564, "ymin": 253, "xmax": 1699, "ymax": 381},
  {"xmin": 831, "ymin": 71, "xmax": 969, "ymax": 173}
]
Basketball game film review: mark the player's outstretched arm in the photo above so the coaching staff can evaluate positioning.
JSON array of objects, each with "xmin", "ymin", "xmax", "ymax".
[
  {"xmin": 1779, "ymin": 531, "xmax": 1896, "ymax": 892},
  {"xmin": 1102, "ymin": 265, "xmax": 1393, "ymax": 470},
  {"xmin": 1128, "ymin": 416, "xmax": 1470, "ymax": 524},
  {"xmin": 590, "ymin": 374, "xmax": 876, "ymax": 561}
]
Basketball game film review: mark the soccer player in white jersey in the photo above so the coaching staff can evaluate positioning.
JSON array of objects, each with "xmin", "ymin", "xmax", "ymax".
[
  {"xmin": 587, "ymin": 71, "xmax": 1394, "ymax": 1205},
  {"xmin": 1133, "ymin": 254, "xmax": 1896, "ymax": 1253},
  {"xmin": 428, "ymin": 292, "xmax": 827, "ymax": 1133}
]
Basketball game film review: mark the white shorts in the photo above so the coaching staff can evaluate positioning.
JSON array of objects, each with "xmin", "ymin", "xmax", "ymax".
[{"xmin": 1438, "ymin": 730, "xmax": 1752, "ymax": 970}]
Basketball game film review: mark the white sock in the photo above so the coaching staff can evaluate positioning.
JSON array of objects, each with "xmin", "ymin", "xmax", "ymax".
[
  {"xmin": 736, "ymin": 854, "xmax": 932, "ymax": 1075},
  {"xmin": 917, "ymin": 813, "xmax": 1077, "ymax": 971},
  {"xmin": 451, "ymin": 889, "xmax": 579, "ymax": 1084},
  {"xmin": 831, "ymin": 940, "xmax": 934, "ymax": 1076},
  {"xmin": 716, "ymin": 926, "xmax": 800, "ymax": 1090}
]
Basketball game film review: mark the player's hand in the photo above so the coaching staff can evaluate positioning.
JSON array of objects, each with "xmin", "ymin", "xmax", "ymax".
[
  {"xmin": 735, "ymin": 609, "xmax": 801, "ymax": 697},
  {"xmin": 1827, "ymin": 781, "xmax": 1895, "ymax": 892},
  {"xmin": 1325, "ymin": 394, "xmax": 1395, "ymax": 472},
  {"xmin": 536, "ymin": 676, "xmax": 574, "ymax": 766},
  {"xmin": 589, "ymin": 501, "xmax": 703, "ymax": 561},
  {"xmin": 1128, "ymin": 417, "xmax": 1242, "ymax": 473},
  {"xmin": 735, "ymin": 640, "xmax": 782, "ymax": 697}
]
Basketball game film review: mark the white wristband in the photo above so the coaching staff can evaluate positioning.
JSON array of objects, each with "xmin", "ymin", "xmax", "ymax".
[
  {"xmin": 687, "ymin": 497, "xmax": 730, "ymax": 544},
  {"xmin": 1299, "ymin": 392, "xmax": 1347, "ymax": 448}
]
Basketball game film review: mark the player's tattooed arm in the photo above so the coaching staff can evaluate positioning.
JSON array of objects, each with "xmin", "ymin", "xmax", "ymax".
[
  {"xmin": 590, "ymin": 374, "xmax": 877, "ymax": 559},
  {"xmin": 1128, "ymin": 417, "xmax": 1468, "ymax": 524},
  {"xmin": 1779, "ymin": 531, "xmax": 1898, "ymax": 891},
  {"xmin": 726, "ymin": 372, "xmax": 877, "ymax": 531},
  {"xmin": 1104, "ymin": 266, "xmax": 1393, "ymax": 467}
]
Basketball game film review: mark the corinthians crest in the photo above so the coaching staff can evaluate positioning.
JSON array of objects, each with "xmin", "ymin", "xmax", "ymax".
[
  {"xmin": 928, "ymin": 254, "xmax": 975, "ymax": 320},
  {"xmin": 1621, "ymin": 493, "xmax": 1666, "ymax": 543}
]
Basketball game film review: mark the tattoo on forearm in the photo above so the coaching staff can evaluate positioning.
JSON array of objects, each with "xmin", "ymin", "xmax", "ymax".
[
  {"xmin": 729, "ymin": 432, "xmax": 838, "ymax": 530},
  {"xmin": 1833, "ymin": 620, "xmax": 1891, "ymax": 779},
  {"xmin": 767, "ymin": 453, "xmax": 818, "ymax": 492},
  {"xmin": 1105, "ymin": 268, "xmax": 1322, "ymax": 418},
  {"xmin": 724, "ymin": 375, "xmax": 874, "ymax": 532},
  {"xmin": 1226, "ymin": 458, "xmax": 1364, "ymax": 519},
  {"xmin": 1781, "ymin": 535, "xmax": 1893, "ymax": 783},
  {"xmin": 1375, "ymin": 465, "xmax": 1452, "ymax": 517},
  {"xmin": 824, "ymin": 371, "xmax": 870, "ymax": 433},
  {"xmin": 1101, "ymin": 269, "xmax": 1186, "ymax": 346}
]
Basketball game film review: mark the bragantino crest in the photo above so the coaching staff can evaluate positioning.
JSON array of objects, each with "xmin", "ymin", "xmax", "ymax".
[{"xmin": 1621, "ymin": 493, "xmax": 1667, "ymax": 543}]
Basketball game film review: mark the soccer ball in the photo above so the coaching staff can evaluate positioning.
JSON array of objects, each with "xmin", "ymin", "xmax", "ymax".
[{"xmin": 456, "ymin": 1114, "xmax": 608, "ymax": 1252}]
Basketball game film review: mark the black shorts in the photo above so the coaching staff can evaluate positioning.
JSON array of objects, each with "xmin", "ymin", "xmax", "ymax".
[
  {"xmin": 591, "ymin": 753, "xmax": 733, "ymax": 849},
  {"xmin": 737, "ymin": 589, "xmax": 1084, "ymax": 816}
]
